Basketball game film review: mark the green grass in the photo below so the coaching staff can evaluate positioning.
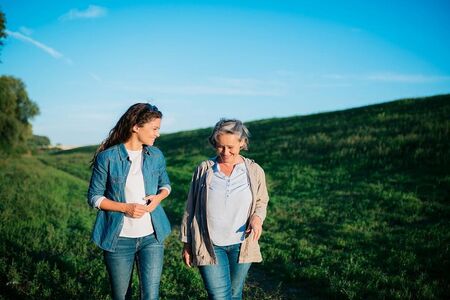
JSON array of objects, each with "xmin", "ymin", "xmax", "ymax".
[{"xmin": 1, "ymin": 94, "xmax": 449, "ymax": 299}]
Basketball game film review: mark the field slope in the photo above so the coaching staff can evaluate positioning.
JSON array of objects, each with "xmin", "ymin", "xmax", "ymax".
[{"xmin": 1, "ymin": 94, "xmax": 449, "ymax": 299}]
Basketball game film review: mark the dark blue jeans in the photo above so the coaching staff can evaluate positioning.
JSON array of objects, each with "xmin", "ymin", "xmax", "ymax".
[
  {"xmin": 103, "ymin": 234, "xmax": 164, "ymax": 300},
  {"xmin": 198, "ymin": 244, "xmax": 251, "ymax": 300}
]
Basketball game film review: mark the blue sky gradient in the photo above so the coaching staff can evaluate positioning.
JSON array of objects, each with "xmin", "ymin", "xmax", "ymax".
[{"xmin": 1, "ymin": 0, "xmax": 450, "ymax": 145}]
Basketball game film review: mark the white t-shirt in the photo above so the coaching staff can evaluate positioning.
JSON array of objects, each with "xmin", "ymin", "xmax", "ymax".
[{"xmin": 119, "ymin": 149, "xmax": 154, "ymax": 237}]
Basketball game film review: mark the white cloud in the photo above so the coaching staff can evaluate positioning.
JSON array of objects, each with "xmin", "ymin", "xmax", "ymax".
[
  {"xmin": 305, "ymin": 83, "xmax": 352, "ymax": 88},
  {"xmin": 321, "ymin": 72, "xmax": 450, "ymax": 83},
  {"xmin": 108, "ymin": 77, "xmax": 287, "ymax": 97},
  {"xmin": 19, "ymin": 26, "xmax": 33, "ymax": 35},
  {"xmin": 89, "ymin": 73, "xmax": 102, "ymax": 82},
  {"xmin": 366, "ymin": 73, "xmax": 450, "ymax": 83},
  {"xmin": 322, "ymin": 74, "xmax": 347, "ymax": 80},
  {"xmin": 59, "ymin": 5, "xmax": 107, "ymax": 21},
  {"xmin": 6, "ymin": 30, "xmax": 72, "ymax": 64}
]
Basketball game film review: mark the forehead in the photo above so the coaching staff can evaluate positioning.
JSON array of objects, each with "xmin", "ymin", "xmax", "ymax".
[
  {"xmin": 216, "ymin": 133, "xmax": 240, "ymax": 145},
  {"xmin": 143, "ymin": 118, "xmax": 161, "ymax": 127}
]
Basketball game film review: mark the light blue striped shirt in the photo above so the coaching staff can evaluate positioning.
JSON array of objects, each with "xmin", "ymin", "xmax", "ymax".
[{"xmin": 207, "ymin": 161, "xmax": 252, "ymax": 246}]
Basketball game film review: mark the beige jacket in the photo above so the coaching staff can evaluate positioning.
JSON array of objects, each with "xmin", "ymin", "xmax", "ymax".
[{"xmin": 180, "ymin": 156, "xmax": 269, "ymax": 266}]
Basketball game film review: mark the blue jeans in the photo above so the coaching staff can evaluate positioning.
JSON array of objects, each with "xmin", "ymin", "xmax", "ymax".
[
  {"xmin": 198, "ymin": 244, "xmax": 251, "ymax": 300},
  {"xmin": 103, "ymin": 234, "xmax": 164, "ymax": 300}
]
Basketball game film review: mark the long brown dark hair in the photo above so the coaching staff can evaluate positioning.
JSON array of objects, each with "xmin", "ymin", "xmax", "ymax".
[{"xmin": 90, "ymin": 103, "xmax": 162, "ymax": 166}]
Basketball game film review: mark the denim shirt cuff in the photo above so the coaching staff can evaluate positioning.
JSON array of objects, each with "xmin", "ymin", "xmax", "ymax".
[
  {"xmin": 92, "ymin": 195, "xmax": 106, "ymax": 209},
  {"xmin": 159, "ymin": 185, "xmax": 171, "ymax": 195}
]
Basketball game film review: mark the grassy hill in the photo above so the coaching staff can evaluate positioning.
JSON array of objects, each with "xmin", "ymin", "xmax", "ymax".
[{"xmin": 1, "ymin": 94, "xmax": 449, "ymax": 299}]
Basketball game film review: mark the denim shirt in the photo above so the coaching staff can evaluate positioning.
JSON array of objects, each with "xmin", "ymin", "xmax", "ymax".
[{"xmin": 87, "ymin": 143, "xmax": 172, "ymax": 252}]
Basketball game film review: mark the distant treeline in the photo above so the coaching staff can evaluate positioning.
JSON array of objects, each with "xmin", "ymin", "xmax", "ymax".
[
  {"xmin": 0, "ymin": 11, "xmax": 49, "ymax": 154},
  {"xmin": 0, "ymin": 75, "xmax": 48, "ymax": 154}
]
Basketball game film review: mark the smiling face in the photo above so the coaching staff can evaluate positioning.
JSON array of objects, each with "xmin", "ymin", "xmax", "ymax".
[
  {"xmin": 215, "ymin": 133, "xmax": 244, "ymax": 164},
  {"xmin": 135, "ymin": 118, "xmax": 161, "ymax": 146}
]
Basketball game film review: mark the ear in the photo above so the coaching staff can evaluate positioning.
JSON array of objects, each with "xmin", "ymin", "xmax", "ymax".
[{"xmin": 132, "ymin": 125, "xmax": 140, "ymax": 133}]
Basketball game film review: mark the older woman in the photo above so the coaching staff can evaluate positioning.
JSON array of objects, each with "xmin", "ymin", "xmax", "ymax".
[{"xmin": 180, "ymin": 119, "xmax": 269, "ymax": 300}]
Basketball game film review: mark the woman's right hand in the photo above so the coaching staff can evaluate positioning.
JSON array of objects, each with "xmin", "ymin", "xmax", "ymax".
[
  {"xmin": 182, "ymin": 243, "xmax": 193, "ymax": 267},
  {"xmin": 123, "ymin": 203, "xmax": 148, "ymax": 218}
]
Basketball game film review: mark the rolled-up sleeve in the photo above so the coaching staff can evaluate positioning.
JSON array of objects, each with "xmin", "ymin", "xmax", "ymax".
[
  {"xmin": 87, "ymin": 153, "xmax": 108, "ymax": 209},
  {"xmin": 158, "ymin": 153, "xmax": 171, "ymax": 194}
]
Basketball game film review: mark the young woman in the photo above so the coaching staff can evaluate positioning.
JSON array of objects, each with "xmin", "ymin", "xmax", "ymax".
[
  {"xmin": 88, "ymin": 103, "xmax": 171, "ymax": 300},
  {"xmin": 180, "ymin": 119, "xmax": 269, "ymax": 300}
]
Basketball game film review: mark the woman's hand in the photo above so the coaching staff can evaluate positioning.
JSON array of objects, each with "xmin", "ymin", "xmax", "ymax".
[
  {"xmin": 182, "ymin": 243, "xmax": 193, "ymax": 267},
  {"xmin": 143, "ymin": 194, "xmax": 162, "ymax": 213},
  {"xmin": 246, "ymin": 215, "xmax": 263, "ymax": 241},
  {"xmin": 123, "ymin": 203, "xmax": 149, "ymax": 218}
]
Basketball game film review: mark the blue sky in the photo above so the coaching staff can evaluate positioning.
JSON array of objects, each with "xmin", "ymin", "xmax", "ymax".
[{"xmin": 2, "ymin": 0, "xmax": 450, "ymax": 146}]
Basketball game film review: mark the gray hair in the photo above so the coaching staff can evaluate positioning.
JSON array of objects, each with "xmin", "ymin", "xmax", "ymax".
[{"xmin": 208, "ymin": 118, "xmax": 250, "ymax": 150}]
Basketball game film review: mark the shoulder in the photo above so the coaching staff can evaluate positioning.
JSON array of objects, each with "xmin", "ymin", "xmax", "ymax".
[
  {"xmin": 145, "ymin": 145, "xmax": 164, "ymax": 156},
  {"xmin": 96, "ymin": 145, "xmax": 119, "ymax": 161},
  {"xmin": 193, "ymin": 158, "xmax": 214, "ymax": 174},
  {"xmin": 243, "ymin": 157, "xmax": 265, "ymax": 175},
  {"xmin": 199, "ymin": 158, "xmax": 215, "ymax": 169}
]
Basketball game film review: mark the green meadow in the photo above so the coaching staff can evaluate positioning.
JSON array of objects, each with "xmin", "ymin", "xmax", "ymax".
[{"xmin": 1, "ymin": 94, "xmax": 449, "ymax": 299}]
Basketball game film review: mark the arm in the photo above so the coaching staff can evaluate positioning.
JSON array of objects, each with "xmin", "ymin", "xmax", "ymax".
[
  {"xmin": 180, "ymin": 167, "xmax": 201, "ymax": 267},
  {"xmin": 253, "ymin": 166, "xmax": 269, "ymax": 222},
  {"xmin": 87, "ymin": 153, "xmax": 108, "ymax": 208},
  {"xmin": 143, "ymin": 153, "xmax": 171, "ymax": 213},
  {"xmin": 99, "ymin": 198, "xmax": 149, "ymax": 218},
  {"xmin": 246, "ymin": 165, "xmax": 269, "ymax": 241},
  {"xmin": 180, "ymin": 167, "xmax": 199, "ymax": 244},
  {"xmin": 143, "ymin": 188, "xmax": 169, "ymax": 213},
  {"xmin": 87, "ymin": 152, "xmax": 150, "ymax": 218}
]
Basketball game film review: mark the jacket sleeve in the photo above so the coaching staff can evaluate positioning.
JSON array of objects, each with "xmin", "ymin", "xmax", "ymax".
[
  {"xmin": 87, "ymin": 153, "xmax": 108, "ymax": 208},
  {"xmin": 158, "ymin": 152, "xmax": 171, "ymax": 193},
  {"xmin": 253, "ymin": 165, "xmax": 269, "ymax": 223},
  {"xmin": 180, "ymin": 166, "xmax": 200, "ymax": 243}
]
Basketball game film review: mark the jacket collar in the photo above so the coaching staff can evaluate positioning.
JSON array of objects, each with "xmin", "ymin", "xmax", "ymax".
[
  {"xmin": 118, "ymin": 143, "xmax": 129, "ymax": 161},
  {"xmin": 117, "ymin": 143, "xmax": 153, "ymax": 161}
]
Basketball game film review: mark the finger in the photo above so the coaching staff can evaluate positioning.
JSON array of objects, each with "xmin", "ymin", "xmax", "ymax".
[
  {"xmin": 253, "ymin": 228, "xmax": 261, "ymax": 241},
  {"xmin": 183, "ymin": 254, "xmax": 192, "ymax": 267},
  {"xmin": 144, "ymin": 195, "xmax": 156, "ymax": 201},
  {"xmin": 135, "ymin": 205, "xmax": 149, "ymax": 212}
]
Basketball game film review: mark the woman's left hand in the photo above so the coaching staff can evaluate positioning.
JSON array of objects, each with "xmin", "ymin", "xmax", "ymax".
[
  {"xmin": 144, "ymin": 195, "xmax": 161, "ymax": 213},
  {"xmin": 246, "ymin": 215, "xmax": 263, "ymax": 241}
]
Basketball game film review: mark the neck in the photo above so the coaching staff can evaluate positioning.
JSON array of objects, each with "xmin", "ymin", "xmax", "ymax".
[
  {"xmin": 124, "ymin": 137, "xmax": 143, "ymax": 151},
  {"xmin": 218, "ymin": 156, "xmax": 242, "ymax": 165}
]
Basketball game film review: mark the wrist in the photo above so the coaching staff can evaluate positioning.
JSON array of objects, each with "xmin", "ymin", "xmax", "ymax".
[
  {"xmin": 121, "ymin": 203, "xmax": 128, "ymax": 213},
  {"xmin": 153, "ymin": 194, "xmax": 163, "ymax": 203},
  {"xmin": 252, "ymin": 214, "xmax": 262, "ymax": 225}
]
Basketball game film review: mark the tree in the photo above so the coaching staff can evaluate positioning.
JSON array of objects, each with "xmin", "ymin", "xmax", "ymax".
[
  {"xmin": 0, "ymin": 76, "xmax": 40, "ymax": 152},
  {"xmin": 28, "ymin": 134, "xmax": 51, "ymax": 148},
  {"xmin": 0, "ymin": 9, "xmax": 6, "ymax": 58}
]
